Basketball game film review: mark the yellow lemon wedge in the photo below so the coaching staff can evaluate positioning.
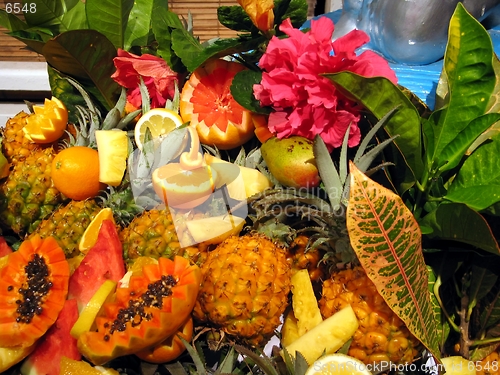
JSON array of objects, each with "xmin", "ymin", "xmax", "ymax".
[
  {"xmin": 79, "ymin": 208, "xmax": 115, "ymax": 253},
  {"xmin": 134, "ymin": 108, "xmax": 184, "ymax": 150},
  {"xmin": 305, "ymin": 353, "xmax": 372, "ymax": 375},
  {"xmin": 23, "ymin": 97, "xmax": 68, "ymax": 143},
  {"xmin": 70, "ymin": 279, "xmax": 117, "ymax": 339},
  {"xmin": 441, "ymin": 356, "xmax": 476, "ymax": 375},
  {"xmin": 95, "ymin": 129, "xmax": 129, "ymax": 186}
]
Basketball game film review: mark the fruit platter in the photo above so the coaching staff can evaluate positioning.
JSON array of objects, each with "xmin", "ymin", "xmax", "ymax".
[{"xmin": 0, "ymin": 0, "xmax": 500, "ymax": 374}]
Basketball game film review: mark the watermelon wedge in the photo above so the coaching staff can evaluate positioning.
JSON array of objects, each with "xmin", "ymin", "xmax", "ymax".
[
  {"xmin": 0, "ymin": 237, "xmax": 12, "ymax": 257},
  {"xmin": 68, "ymin": 220, "xmax": 126, "ymax": 312},
  {"xmin": 20, "ymin": 299, "xmax": 80, "ymax": 375}
]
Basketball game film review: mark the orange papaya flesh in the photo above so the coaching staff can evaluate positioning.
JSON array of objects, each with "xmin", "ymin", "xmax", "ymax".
[
  {"xmin": 77, "ymin": 256, "xmax": 201, "ymax": 366},
  {"xmin": 0, "ymin": 235, "xmax": 69, "ymax": 348},
  {"xmin": 136, "ymin": 316, "xmax": 193, "ymax": 364}
]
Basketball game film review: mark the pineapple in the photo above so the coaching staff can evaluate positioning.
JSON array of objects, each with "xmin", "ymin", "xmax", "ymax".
[
  {"xmin": 286, "ymin": 234, "xmax": 326, "ymax": 282},
  {"xmin": 1, "ymin": 111, "xmax": 41, "ymax": 165},
  {"xmin": 28, "ymin": 199, "xmax": 102, "ymax": 258},
  {"xmin": 193, "ymin": 233, "xmax": 292, "ymax": 347},
  {"xmin": 0, "ymin": 147, "xmax": 65, "ymax": 234},
  {"xmin": 319, "ymin": 266, "xmax": 421, "ymax": 364},
  {"xmin": 119, "ymin": 207, "xmax": 208, "ymax": 265}
]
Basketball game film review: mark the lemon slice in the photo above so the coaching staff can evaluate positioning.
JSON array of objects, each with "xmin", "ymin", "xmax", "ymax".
[
  {"xmin": 70, "ymin": 279, "xmax": 117, "ymax": 339},
  {"xmin": 95, "ymin": 129, "xmax": 129, "ymax": 186},
  {"xmin": 134, "ymin": 108, "xmax": 184, "ymax": 150},
  {"xmin": 305, "ymin": 353, "xmax": 372, "ymax": 375},
  {"xmin": 79, "ymin": 208, "xmax": 115, "ymax": 253}
]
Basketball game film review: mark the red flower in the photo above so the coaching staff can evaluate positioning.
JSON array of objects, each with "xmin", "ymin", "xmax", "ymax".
[
  {"xmin": 254, "ymin": 17, "xmax": 397, "ymax": 150},
  {"xmin": 112, "ymin": 49, "xmax": 182, "ymax": 109}
]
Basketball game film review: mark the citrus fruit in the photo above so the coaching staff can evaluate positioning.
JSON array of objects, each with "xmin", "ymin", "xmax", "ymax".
[
  {"xmin": 95, "ymin": 130, "xmax": 129, "ymax": 186},
  {"xmin": 23, "ymin": 97, "xmax": 68, "ymax": 144},
  {"xmin": 179, "ymin": 58, "xmax": 255, "ymax": 150},
  {"xmin": 60, "ymin": 356, "xmax": 120, "ymax": 375},
  {"xmin": 70, "ymin": 279, "xmax": 117, "ymax": 339},
  {"xmin": 440, "ymin": 356, "xmax": 476, "ymax": 375},
  {"xmin": 305, "ymin": 353, "xmax": 372, "ymax": 375},
  {"xmin": 152, "ymin": 162, "xmax": 217, "ymax": 209},
  {"xmin": 253, "ymin": 113, "xmax": 274, "ymax": 143},
  {"xmin": 0, "ymin": 344, "xmax": 36, "ymax": 373},
  {"xmin": 52, "ymin": 146, "xmax": 105, "ymax": 200},
  {"xmin": 79, "ymin": 208, "xmax": 115, "ymax": 253},
  {"xmin": 134, "ymin": 108, "xmax": 184, "ymax": 150}
]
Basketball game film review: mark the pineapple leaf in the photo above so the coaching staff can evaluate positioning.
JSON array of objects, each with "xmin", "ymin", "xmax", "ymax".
[
  {"xmin": 339, "ymin": 123, "xmax": 351, "ymax": 186},
  {"xmin": 165, "ymin": 81, "xmax": 181, "ymax": 112},
  {"xmin": 214, "ymin": 347, "xmax": 237, "ymax": 374},
  {"xmin": 164, "ymin": 362, "xmax": 189, "ymax": 375},
  {"xmin": 353, "ymin": 105, "xmax": 400, "ymax": 163},
  {"xmin": 234, "ymin": 345, "xmax": 279, "ymax": 375},
  {"xmin": 313, "ymin": 135, "xmax": 343, "ymax": 210},
  {"xmin": 139, "ymin": 77, "xmax": 151, "ymax": 114},
  {"xmin": 293, "ymin": 352, "xmax": 310, "ymax": 375},
  {"xmin": 118, "ymin": 109, "xmax": 141, "ymax": 129},
  {"xmin": 347, "ymin": 162, "xmax": 441, "ymax": 359},
  {"xmin": 179, "ymin": 337, "xmax": 208, "ymax": 375},
  {"xmin": 355, "ymin": 136, "xmax": 398, "ymax": 174}
]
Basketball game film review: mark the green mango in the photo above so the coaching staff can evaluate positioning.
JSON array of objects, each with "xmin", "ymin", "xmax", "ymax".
[{"xmin": 261, "ymin": 136, "xmax": 320, "ymax": 188}]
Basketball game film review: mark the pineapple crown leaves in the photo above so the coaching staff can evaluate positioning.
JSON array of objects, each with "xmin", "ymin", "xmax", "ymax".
[
  {"xmin": 313, "ymin": 105, "xmax": 400, "ymax": 211},
  {"xmin": 99, "ymin": 184, "xmax": 143, "ymax": 227}
]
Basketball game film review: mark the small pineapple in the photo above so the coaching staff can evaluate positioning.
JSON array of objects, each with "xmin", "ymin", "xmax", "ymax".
[
  {"xmin": 1, "ymin": 111, "xmax": 41, "ymax": 165},
  {"xmin": 319, "ymin": 266, "xmax": 421, "ymax": 364},
  {"xmin": 29, "ymin": 199, "xmax": 102, "ymax": 258},
  {"xmin": 193, "ymin": 233, "xmax": 292, "ymax": 347},
  {"xmin": 286, "ymin": 234, "xmax": 326, "ymax": 282},
  {"xmin": 0, "ymin": 147, "xmax": 65, "ymax": 234},
  {"xmin": 119, "ymin": 207, "xmax": 208, "ymax": 265}
]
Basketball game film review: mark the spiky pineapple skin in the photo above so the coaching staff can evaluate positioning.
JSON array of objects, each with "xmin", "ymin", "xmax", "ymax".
[
  {"xmin": 194, "ymin": 233, "xmax": 292, "ymax": 347},
  {"xmin": 319, "ymin": 266, "xmax": 420, "ymax": 365},
  {"xmin": 29, "ymin": 199, "xmax": 101, "ymax": 258},
  {"xmin": 120, "ymin": 208, "xmax": 206, "ymax": 265},
  {"xmin": 0, "ymin": 148, "xmax": 65, "ymax": 234},
  {"xmin": 286, "ymin": 235, "xmax": 326, "ymax": 282},
  {"xmin": 1, "ymin": 111, "xmax": 41, "ymax": 165}
]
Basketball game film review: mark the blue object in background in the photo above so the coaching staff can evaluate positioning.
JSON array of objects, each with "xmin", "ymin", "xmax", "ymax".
[{"xmin": 303, "ymin": 11, "xmax": 500, "ymax": 110}]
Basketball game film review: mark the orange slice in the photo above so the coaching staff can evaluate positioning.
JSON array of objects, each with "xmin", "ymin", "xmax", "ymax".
[
  {"xmin": 179, "ymin": 58, "xmax": 255, "ymax": 150},
  {"xmin": 23, "ymin": 97, "xmax": 68, "ymax": 143},
  {"xmin": 152, "ymin": 162, "xmax": 217, "ymax": 209},
  {"xmin": 79, "ymin": 208, "xmax": 115, "ymax": 253},
  {"xmin": 134, "ymin": 108, "xmax": 184, "ymax": 150},
  {"xmin": 60, "ymin": 356, "xmax": 120, "ymax": 375}
]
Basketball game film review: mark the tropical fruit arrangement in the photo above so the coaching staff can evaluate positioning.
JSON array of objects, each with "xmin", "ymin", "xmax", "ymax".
[{"xmin": 1, "ymin": 0, "xmax": 500, "ymax": 375}]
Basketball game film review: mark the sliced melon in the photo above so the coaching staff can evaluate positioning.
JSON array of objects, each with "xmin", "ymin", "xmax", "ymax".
[
  {"xmin": 291, "ymin": 269, "xmax": 323, "ymax": 336},
  {"xmin": 185, "ymin": 214, "xmax": 245, "ymax": 245},
  {"xmin": 282, "ymin": 305, "xmax": 358, "ymax": 365}
]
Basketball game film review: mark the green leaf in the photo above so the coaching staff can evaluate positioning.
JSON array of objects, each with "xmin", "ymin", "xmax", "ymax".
[
  {"xmin": 217, "ymin": 6, "xmax": 254, "ymax": 32},
  {"xmin": 427, "ymin": 266, "xmax": 450, "ymax": 352},
  {"xmin": 347, "ymin": 163, "xmax": 441, "ymax": 359},
  {"xmin": 0, "ymin": 9, "xmax": 28, "ymax": 31},
  {"xmin": 314, "ymin": 136, "xmax": 343, "ymax": 210},
  {"xmin": 23, "ymin": 0, "xmax": 81, "ymax": 32},
  {"xmin": 123, "ymin": 0, "xmax": 157, "ymax": 50},
  {"xmin": 8, "ymin": 29, "xmax": 48, "ymax": 54},
  {"xmin": 420, "ymin": 203, "xmax": 500, "ymax": 255},
  {"xmin": 437, "ymin": 113, "xmax": 500, "ymax": 173},
  {"xmin": 42, "ymin": 29, "xmax": 120, "ymax": 110},
  {"xmin": 275, "ymin": 0, "xmax": 307, "ymax": 29},
  {"xmin": 426, "ymin": 4, "xmax": 495, "ymax": 170},
  {"xmin": 86, "ymin": 0, "xmax": 134, "ymax": 49},
  {"xmin": 231, "ymin": 70, "xmax": 270, "ymax": 114},
  {"xmin": 446, "ymin": 135, "xmax": 500, "ymax": 211},
  {"xmin": 327, "ymin": 72, "xmax": 423, "ymax": 193},
  {"xmin": 151, "ymin": 5, "xmax": 185, "ymax": 72},
  {"xmin": 60, "ymin": 0, "xmax": 87, "ymax": 30}
]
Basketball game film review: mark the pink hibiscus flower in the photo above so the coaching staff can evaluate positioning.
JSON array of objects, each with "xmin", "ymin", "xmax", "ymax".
[
  {"xmin": 254, "ymin": 17, "xmax": 397, "ymax": 150},
  {"xmin": 112, "ymin": 49, "xmax": 182, "ymax": 109}
]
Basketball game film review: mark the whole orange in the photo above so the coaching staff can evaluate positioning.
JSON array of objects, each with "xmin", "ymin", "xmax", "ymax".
[{"xmin": 51, "ymin": 146, "xmax": 104, "ymax": 200}]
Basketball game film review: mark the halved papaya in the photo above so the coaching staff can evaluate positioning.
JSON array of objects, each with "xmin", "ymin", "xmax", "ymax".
[
  {"xmin": 77, "ymin": 256, "xmax": 201, "ymax": 365},
  {"xmin": 0, "ymin": 235, "xmax": 69, "ymax": 348}
]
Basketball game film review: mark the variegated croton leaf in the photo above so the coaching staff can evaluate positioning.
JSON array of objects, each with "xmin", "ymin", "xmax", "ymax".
[{"xmin": 346, "ymin": 162, "xmax": 441, "ymax": 359}]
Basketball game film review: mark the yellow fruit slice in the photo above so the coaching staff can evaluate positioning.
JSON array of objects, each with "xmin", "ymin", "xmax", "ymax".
[
  {"xmin": 134, "ymin": 108, "xmax": 184, "ymax": 150},
  {"xmin": 95, "ymin": 129, "xmax": 129, "ymax": 186},
  {"xmin": 79, "ymin": 208, "xmax": 115, "ymax": 253},
  {"xmin": 185, "ymin": 214, "xmax": 245, "ymax": 245},
  {"xmin": 282, "ymin": 305, "xmax": 359, "ymax": 365},
  {"xmin": 291, "ymin": 269, "xmax": 323, "ymax": 337},
  {"xmin": 281, "ymin": 309, "xmax": 301, "ymax": 347},
  {"xmin": 440, "ymin": 356, "xmax": 476, "ymax": 375},
  {"xmin": 0, "ymin": 344, "xmax": 36, "ymax": 373},
  {"xmin": 305, "ymin": 353, "xmax": 372, "ymax": 375},
  {"xmin": 70, "ymin": 279, "xmax": 117, "ymax": 339},
  {"xmin": 204, "ymin": 154, "xmax": 273, "ymax": 199},
  {"xmin": 60, "ymin": 356, "xmax": 120, "ymax": 375},
  {"xmin": 23, "ymin": 97, "xmax": 68, "ymax": 143}
]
